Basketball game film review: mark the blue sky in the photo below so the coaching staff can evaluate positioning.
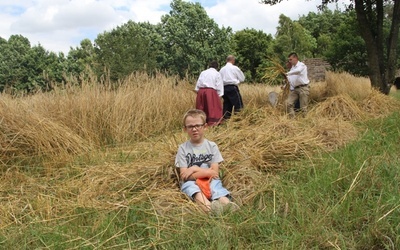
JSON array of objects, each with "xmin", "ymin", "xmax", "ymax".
[{"xmin": 0, "ymin": 0, "xmax": 347, "ymax": 54}]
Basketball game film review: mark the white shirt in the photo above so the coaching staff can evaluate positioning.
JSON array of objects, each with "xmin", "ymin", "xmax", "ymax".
[
  {"xmin": 219, "ymin": 62, "xmax": 245, "ymax": 86},
  {"xmin": 195, "ymin": 68, "xmax": 224, "ymax": 96},
  {"xmin": 286, "ymin": 61, "xmax": 310, "ymax": 90}
]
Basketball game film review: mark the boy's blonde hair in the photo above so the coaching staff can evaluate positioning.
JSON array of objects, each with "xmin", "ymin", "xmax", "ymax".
[{"xmin": 182, "ymin": 109, "xmax": 207, "ymax": 126}]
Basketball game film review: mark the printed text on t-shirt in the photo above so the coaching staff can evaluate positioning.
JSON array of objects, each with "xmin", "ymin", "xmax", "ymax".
[{"xmin": 186, "ymin": 153, "xmax": 213, "ymax": 167}]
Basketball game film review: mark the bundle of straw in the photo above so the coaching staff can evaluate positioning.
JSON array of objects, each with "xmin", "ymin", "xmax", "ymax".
[
  {"xmin": 262, "ymin": 58, "xmax": 290, "ymax": 108},
  {"xmin": 308, "ymin": 94, "xmax": 365, "ymax": 121}
]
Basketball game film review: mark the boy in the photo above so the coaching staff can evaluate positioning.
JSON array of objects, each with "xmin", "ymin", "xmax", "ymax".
[{"xmin": 175, "ymin": 109, "xmax": 239, "ymax": 214}]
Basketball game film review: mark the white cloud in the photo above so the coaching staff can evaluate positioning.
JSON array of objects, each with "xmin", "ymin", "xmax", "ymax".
[
  {"xmin": 10, "ymin": 0, "xmax": 118, "ymax": 33},
  {"xmin": 0, "ymin": 0, "xmax": 349, "ymax": 54},
  {"xmin": 128, "ymin": 0, "xmax": 170, "ymax": 23},
  {"xmin": 206, "ymin": 0, "xmax": 348, "ymax": 36}
]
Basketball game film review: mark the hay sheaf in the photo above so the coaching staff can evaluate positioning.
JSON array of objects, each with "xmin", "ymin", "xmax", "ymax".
[
  {"xmin": 210, "ymin": 108, "xmax": 354, "ymax": 171},
  {"xmin": 325, "ymin": 71, "xmax": 371, "ymax": 100},
  {"xmin": 359, "ymin": 88, "xmax": 400, "ymax": 117},
  {"xmin": 308, "ymin": 94, "xmax": 365, "ymax": 121},
  {"xmin": 0, "ymin": 101, "xmax": 92, "ymax": 164},
  {"xmin": 309, "ymin": 118, "xmax": 358, "ymax": 150}
]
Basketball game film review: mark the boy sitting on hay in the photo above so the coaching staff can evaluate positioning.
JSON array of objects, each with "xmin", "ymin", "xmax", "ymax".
[{"xmin": 175, "ymin": 109, "xmax": 239, "ymax": 215}]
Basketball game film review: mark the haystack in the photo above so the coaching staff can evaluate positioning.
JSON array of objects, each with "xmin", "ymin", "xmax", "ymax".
[
  {"xmin": 0, "ymin": 100, "xmax": 91, "ymax": 164},
  {"xmin": 308, "ymin": 94, "xmax": 365, "ymax": 121},
  {"xmin": 359, "ymin": 88, "xmax": 400, "ymax": 117},
  {"xmin": 309, "ymin": 118, "xmax": 358, "ymax": 150}
]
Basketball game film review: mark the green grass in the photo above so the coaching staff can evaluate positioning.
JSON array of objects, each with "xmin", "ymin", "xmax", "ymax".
[
  {"xmin": 390, "ymin": 89, "xmax": 400, "ymax": 100},
  {"xmin": 265, "ymin": 112, "xmax": 400, "ymax": 249},
  {"xmin": 1, "ymin": 113, "xmax": 400, "ymax": 249}
]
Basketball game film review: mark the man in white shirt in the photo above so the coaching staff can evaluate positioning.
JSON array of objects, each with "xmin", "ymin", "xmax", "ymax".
[
  {"xmin": 219, "ymin": 55, "xmax": 245, "ymax": 119},
  {"xmin": 195, "ymin": 61, "xmax": 224, "ymax": 126},
  {"xmin": 286, "ymin": 53, "xmax": 310, "ymax": 118}
]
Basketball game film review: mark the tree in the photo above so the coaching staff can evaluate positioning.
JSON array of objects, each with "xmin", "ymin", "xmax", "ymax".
[
  {"xmin": 353, "ymin": 0, "xmax": 400, "ymax": 94},
  {"xmin": 160, "ymin": 0, "xmax": 232, "ymax": 78},
  {"xmin": 272, "ymin": 14, "xmax": 317, "ymax": 60},
  {"xmin": 260, "ymin": 0, "xmax": 400, "ymax": 94},
  {"xmin": 66, "ymin": 39, "xmax": 96, "ymax": 78},
  {"xmin": 0, "ymin": 35, "xmax": 32, "ymax": 92},
  {"xmin": 23, "ymin": 44, "xmax": 60, "ymax": 91},
  {"xmin": 94, "ymin": 21, "xmax": 164, "ymax": 81},
  {"xmin": 298, "ymin": 9, "xmax": 347, "ymax": 57},
  {"xmin": 0, "ymin": 35, "xmax": 65, "ymax": 93},
  {"xmin": 324, "ymin": 11, "xmax": 369, "ymax": 76},
  {"xmin": 232, "ymin": 28, "xmax": 273, "ymax": 82}
]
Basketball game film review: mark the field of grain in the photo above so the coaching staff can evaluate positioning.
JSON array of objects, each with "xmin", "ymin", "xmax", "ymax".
[{"xmin": 1, "ymin": 71, "xmax": 399, "ymax": 249}]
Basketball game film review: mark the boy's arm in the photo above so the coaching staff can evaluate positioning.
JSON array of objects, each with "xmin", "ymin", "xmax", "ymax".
[
  {"xmin": 180, "ymin": 164, "xmax": 219, "ymax": 181},
  {"xmin": 192, "ymin": 163, "xmax": 219, "ymax": 179},
  {"xmin": 180, "ymin": 166, "xmax": 196, "ymax": 181},
  {"xmin": 209, "ymin": 163, "xmax": 220, "ymax": 179}
]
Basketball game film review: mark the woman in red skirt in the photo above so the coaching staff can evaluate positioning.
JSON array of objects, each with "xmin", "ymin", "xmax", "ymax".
[{"xmin": 195, "ymin": 61, "xmax": 224, "ymax": 126}]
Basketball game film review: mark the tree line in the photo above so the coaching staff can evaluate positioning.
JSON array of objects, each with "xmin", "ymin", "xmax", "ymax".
[{"xmin": 1, "ymin": 0, "xmax": 399, "ymax": 94}]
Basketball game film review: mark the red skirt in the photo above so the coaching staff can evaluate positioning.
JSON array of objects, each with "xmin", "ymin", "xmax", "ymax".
[{"xmin": 196, "ymin": 88, "xmax": 223, "ymax": 126}]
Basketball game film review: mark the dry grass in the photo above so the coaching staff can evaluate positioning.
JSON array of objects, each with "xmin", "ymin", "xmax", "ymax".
[
  {"xmin": 0, "ymin": 73, "xmax": 195, "ymax": 163},
  {"xmin": 0, "ymin": 98, "xmax": 92, "ymax": 165},
  {"xmin": 359, "ymin": 88, "xmax": 397, "ymax": 118},
  {"xmin": 324, "ymin": 71, "xmax": 372, "ymax": 101},
  {"xmin": 1, "ymin": 71, "xmax": 400, "ymax": 231},
  {"xmin": 261, "ymin": 59, "xmax": 291, "ymax": 110},
  {"xmin": 308, "ymin": 94, "xmax": 366, "ymax": 121}
]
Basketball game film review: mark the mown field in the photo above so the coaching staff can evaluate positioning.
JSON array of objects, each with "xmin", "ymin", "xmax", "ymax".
[{"xmin": 1, "ymin": 71, "xmax": 400, "ymax": 249}]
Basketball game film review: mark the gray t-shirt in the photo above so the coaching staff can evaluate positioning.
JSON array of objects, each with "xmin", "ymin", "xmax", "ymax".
[{"xmin": 175, "ymin": 139, "xmax": 223, "ymax": 169}]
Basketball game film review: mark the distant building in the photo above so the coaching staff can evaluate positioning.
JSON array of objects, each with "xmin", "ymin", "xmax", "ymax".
[{"xmin": 303, "ymin": 58, "xmax": 331, "ymax": 82}]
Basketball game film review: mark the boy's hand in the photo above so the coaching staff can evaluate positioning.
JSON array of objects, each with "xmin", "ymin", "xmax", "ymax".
[
  {"xmin": 210, "ymin": 170, "xmax": 219, "ymax": 179},
  {"xmin": 180, "ymin": 166, "xmax": 197, "ymax": 181}
]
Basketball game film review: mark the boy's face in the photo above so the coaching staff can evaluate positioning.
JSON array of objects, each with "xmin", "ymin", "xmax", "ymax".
[{"xmin": 184, "ymin": 115, "xmax": 207, "ymax": 143}]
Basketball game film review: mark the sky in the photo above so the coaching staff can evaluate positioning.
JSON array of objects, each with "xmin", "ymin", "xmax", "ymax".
[{"xmin": 0, "ymin": 0, "xmax": 348, "ymax": 54}]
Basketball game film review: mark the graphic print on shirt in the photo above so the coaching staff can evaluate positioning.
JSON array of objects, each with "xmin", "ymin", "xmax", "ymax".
[{"xmin": 185, "ymin": 146, "xmax": 213, "ymax": 168}]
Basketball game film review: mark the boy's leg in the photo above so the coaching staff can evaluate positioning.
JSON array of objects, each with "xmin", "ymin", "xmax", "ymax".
[
  {"xmin": 218, "ymin": 196, "xmax": 230, "ymax": 205},
  {"xmin": 213, "ymin": 196, "xmax": 240, "ymax": 214},
  {"xmin": 193, "ymin": 192, "xmax": 212, "ymax": 213},
  {"xmin": 182, "ymin": 181, "xmax": 212, "ymax": 213},
  {"xmin": 209, "ymin": 179, "xmax": 239, "ymax": 213}
]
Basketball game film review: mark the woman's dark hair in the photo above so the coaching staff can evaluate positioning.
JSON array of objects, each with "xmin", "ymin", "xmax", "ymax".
[{"xmin": 209, "ymin": 61, "xmax": 219, "ymax": 69}]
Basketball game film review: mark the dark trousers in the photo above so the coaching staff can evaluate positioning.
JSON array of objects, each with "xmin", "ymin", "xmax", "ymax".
[{"xmin": 222, "ymin": 85, "xmax": 243, "ymax": 119}]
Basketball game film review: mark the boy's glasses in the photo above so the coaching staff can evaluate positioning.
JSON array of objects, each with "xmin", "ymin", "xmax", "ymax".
[{"xmin": 185, "ymin": 123, "xmax": 205, "ymax": 130}]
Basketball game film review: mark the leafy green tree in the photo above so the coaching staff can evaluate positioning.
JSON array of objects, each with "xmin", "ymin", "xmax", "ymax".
[
  {"xmin": 94, "ymin": 21, "xmax": 164, "ymax": 81},
  {"xmin": 0, "ymin": 35, "xmax": 65, "ymax": 93},
  {"xmin": 65, "ymin": 39, "xmax": 96, "ymax": 78},
  {"xmin": 160, "ymin": 0, "xmax": 232, "ymax": 78},
  {"xmin": 298, "ymin": 9, "xmax": 347, "ymax": 57},
  {"xmin": 272, "ymin": 14, "xmax": 317, "ymax": 61},
  {"xmin": 45, "ymin": 51, "xmax": 66, "ymax": 85},
  {"xmin": 0, "ymin": 35, "xmax": 32, "ymax": 92},
  {"xmin": 23, "ymin": 44, "xmax": 52, "ymax": 91},
  {"xmin": 325, "ymin": 11, "xmax": 368, "ymax": 76},
  {"xmin": 232, "ymin": 28, "xmax": 273, "ymax": 82},
  {"xmin": 260, "ymin": 0, "xmax": 400, "ymax": 94}
]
